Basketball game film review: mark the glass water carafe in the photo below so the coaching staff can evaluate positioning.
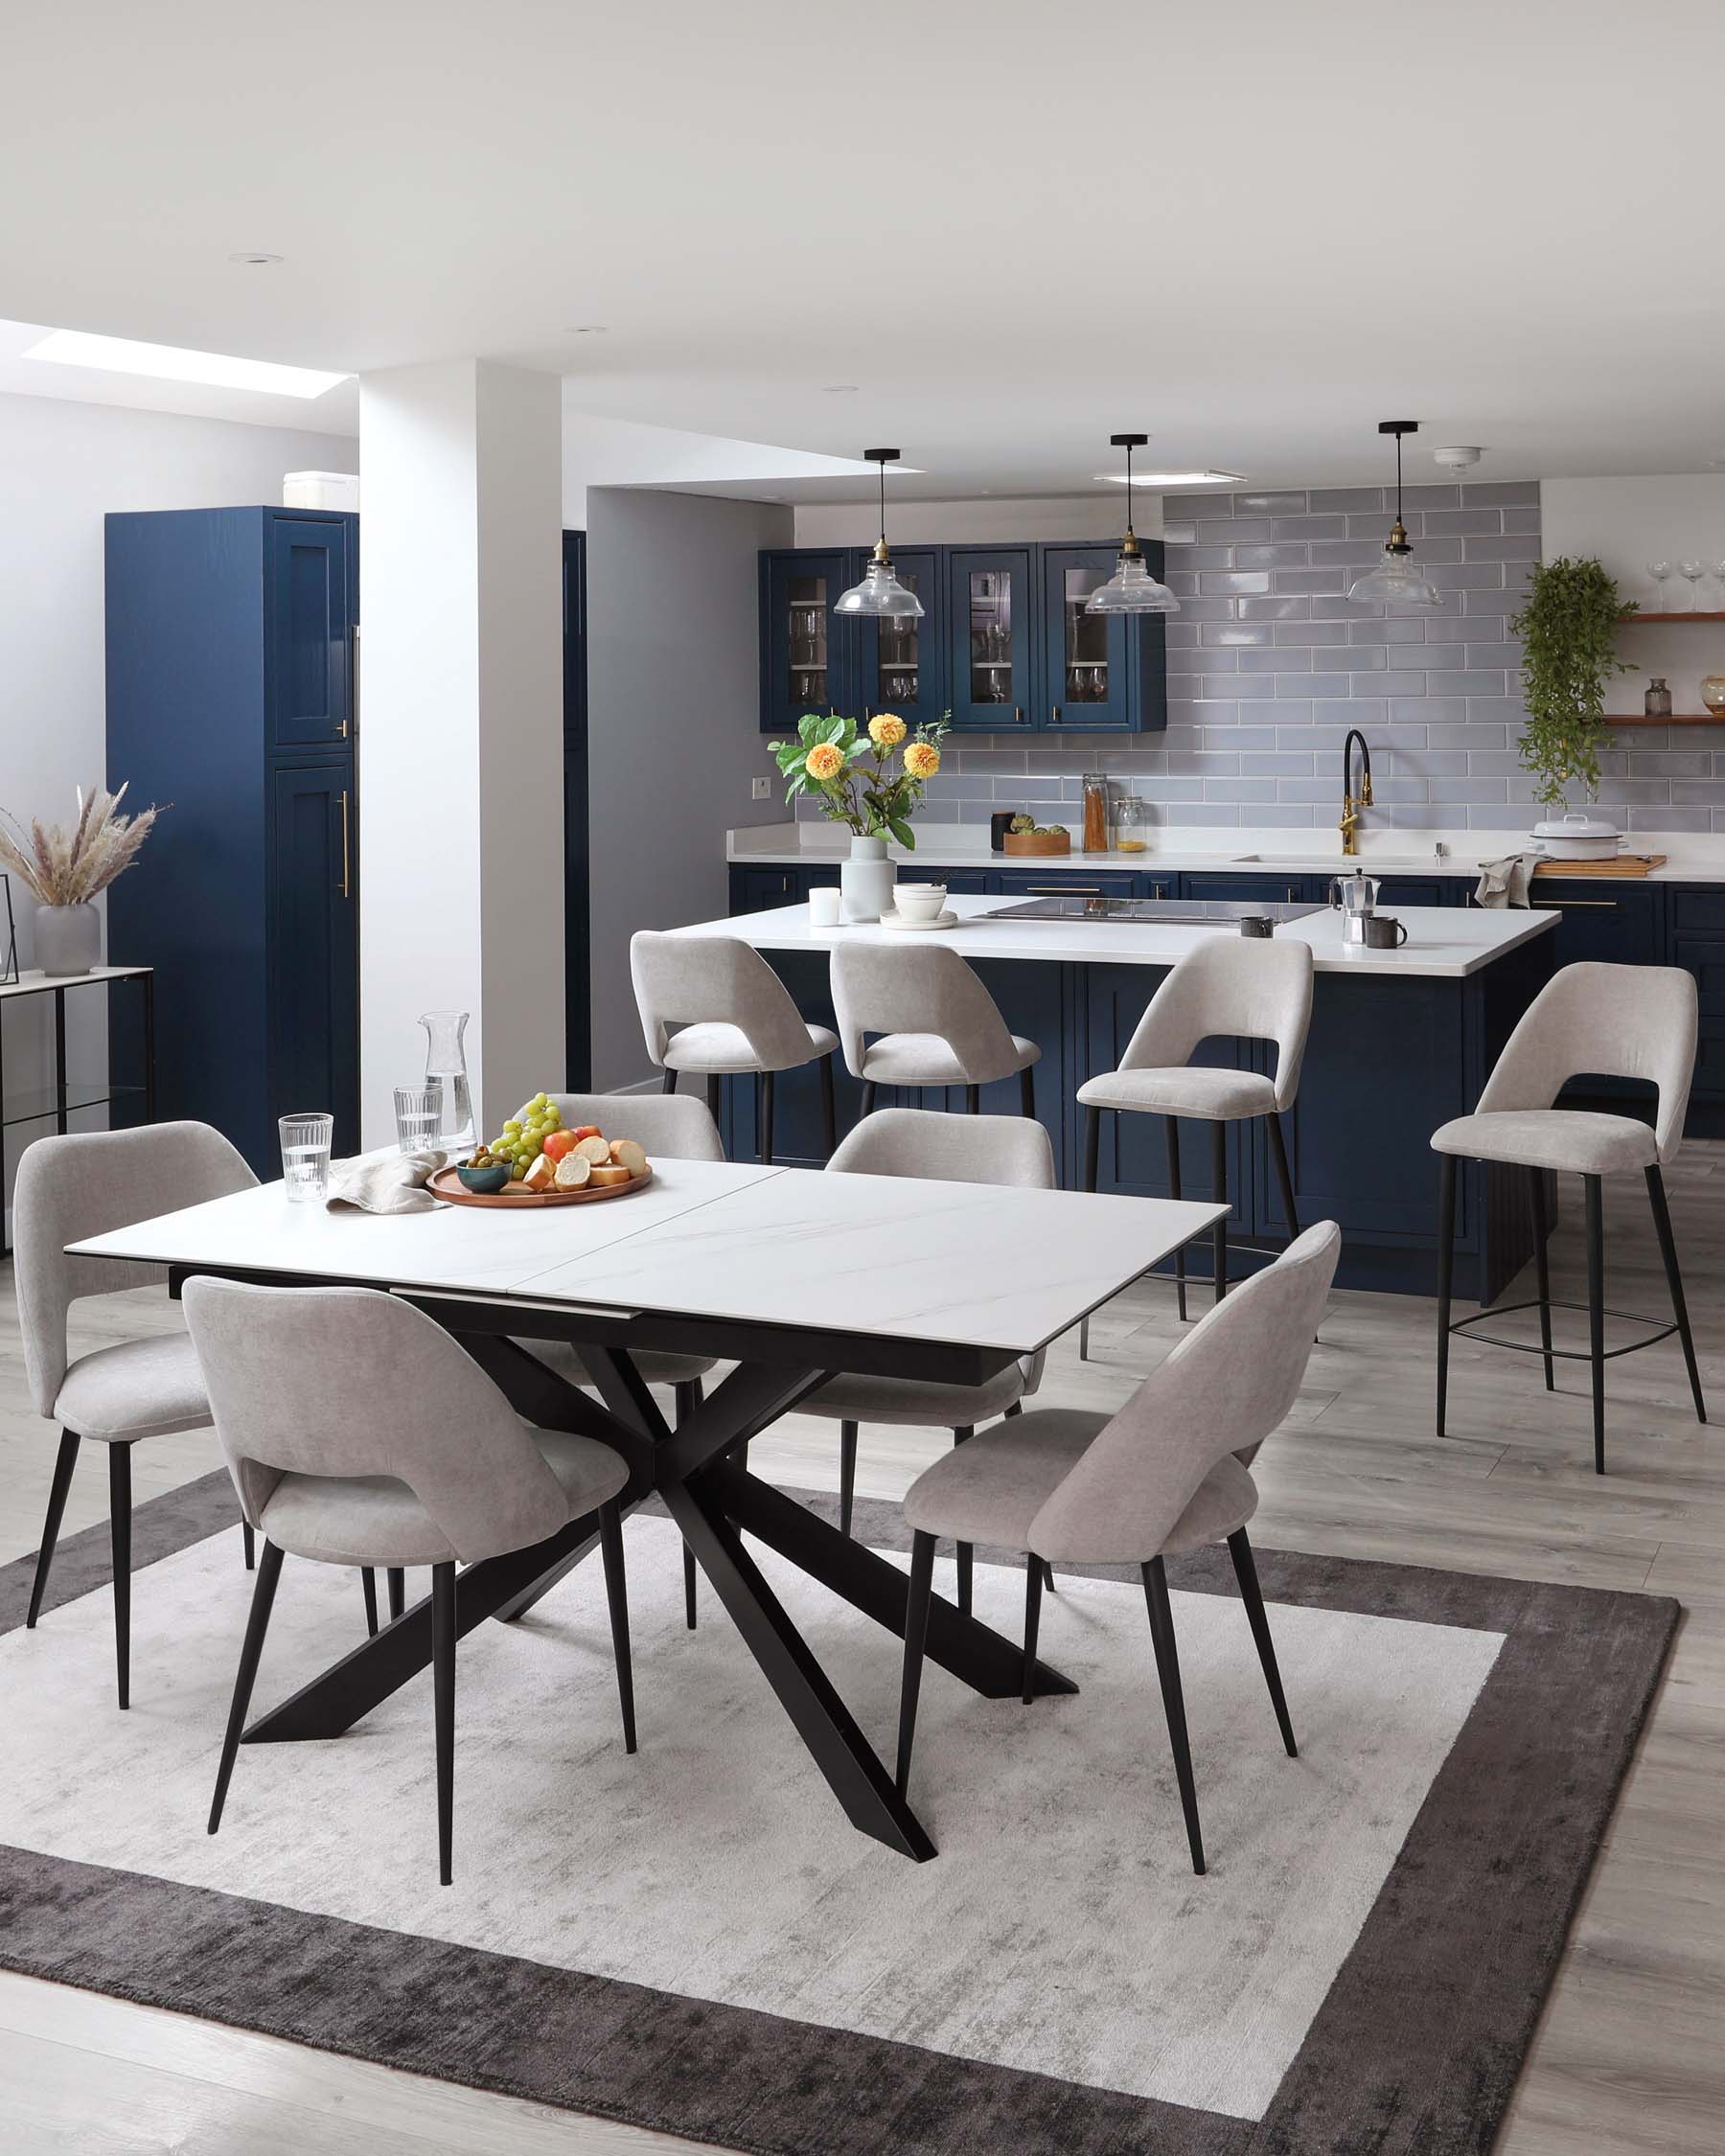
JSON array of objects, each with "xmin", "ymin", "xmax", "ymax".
[{"xmin": 419, "ymin": 1009, "xmax": 475, "ymax": 1154}]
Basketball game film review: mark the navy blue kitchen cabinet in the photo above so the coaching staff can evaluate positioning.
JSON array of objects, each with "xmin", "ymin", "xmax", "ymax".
[
  {"xmin": 1177, "ymin": 872, "xmax": 1317, "ymax": 906},
  {"xmin": 852, "ymin": 548, "xmax": 948, "ymax": 733},
  {"xmin": 1668, "ymin": 887, "xmax": 1725, "ymax": 1105},
  {"xmin": 1040, "ymin": 544, "xmax": 1166, "ymax": 736},
  {"xmin": 947, "ymin": 547, "xmax": 1037, "ymax": 731},
  {"xmin": 106, "ymin": 507, "xmax": 358, "ymax": 1173},
  {"xmin": 760, "ymin": 551, "xmax": 856, "ymax": 737}
]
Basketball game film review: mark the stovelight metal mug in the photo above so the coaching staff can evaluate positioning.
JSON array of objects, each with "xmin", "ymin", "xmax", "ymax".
[
  {"xmin": 1239, "ymin": 914, "xmax": 1276, "ymax": 938},
  {"xmin": 1362, "ymin": 914, "xmax": 1408, "ymax": 950}
]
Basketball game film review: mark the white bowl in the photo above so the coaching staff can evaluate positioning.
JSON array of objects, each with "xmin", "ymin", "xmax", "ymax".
[{"xmin": 895, "ymin": 884, "xmax": 949, "ymax": 923}]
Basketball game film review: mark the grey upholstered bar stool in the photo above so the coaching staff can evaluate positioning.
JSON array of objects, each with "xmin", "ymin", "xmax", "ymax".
[
  {"xmin": 1076, "ymin": 937, "xmax": 1313, "ymax": 1354},
  {"xmin": 632, "ymin": 930, "xmax": 838, "ymax": 1162},
  {"xmin": 895, "ymin": 1221, "xmax": 1340, "ymax": 1875},
  {"xmin": 802, "ymin": 1109, "xmax": 1056, "ymax": 1610},
  {"xmin": 185, "ymin": 1278, "xmax": 637, "ymax": 1887},
  {"xmin": 14, "ymin": 1122, "xmax": 258, "ymax": 1706},
  {"xmin": 1431, "ymin": 961, "xmax": 1705, "ymax": 1475},
  {"xmin": 830, "ymin": 941, "xmax": 1040, "ymax": 1118}
]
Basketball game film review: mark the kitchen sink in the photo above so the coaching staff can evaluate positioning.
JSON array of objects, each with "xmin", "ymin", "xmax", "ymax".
[{"xmin": 1228, "ymin": 852, "xmax": 1461, "ymax": 869}]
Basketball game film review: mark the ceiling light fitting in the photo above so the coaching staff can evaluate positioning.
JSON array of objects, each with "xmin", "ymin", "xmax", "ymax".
[
  {"xmin": 1096, "ymin": 469, "xmax": 1243, "ymax": 489},
  {"xmin": 1087, "ymin": 433, "xmax": 1180, "ymax": 615},
  {"xmin": 833, "ymin": 449, "xmax": 924, "ymax": 619},
  {"xmin": 1432, "ymin": 445, "xmax": 1484, "ymax": 472},
  {"xmin": 22, "ymin": 329, "xmax": 348, "ymax": 400},
  {"xmin": 1347, "ymin": 421, "xmax": 1442, "ymax": 609},
  {"xmin": 228, "ymin": 251, "xmax": 283, "ymax": 266}
]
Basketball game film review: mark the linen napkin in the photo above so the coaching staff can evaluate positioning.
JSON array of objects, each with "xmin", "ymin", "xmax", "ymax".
[
  {"xmin": 1474, "ymin": 853, "xmax": 1538, "ymax": 908},
  {"xmin": 326, "ymin": 1149, "xmax": 448, "ymax": 1214}
]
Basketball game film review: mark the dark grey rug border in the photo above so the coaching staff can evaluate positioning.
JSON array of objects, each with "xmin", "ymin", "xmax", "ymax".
[{"xmin": 0, "ymin": 1470, "xmax": 1677, "ymax": 2156}]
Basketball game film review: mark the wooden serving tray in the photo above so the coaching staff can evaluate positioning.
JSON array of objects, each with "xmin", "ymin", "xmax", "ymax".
[
  {"xmin": 426, "ymin": 1163, "xmax": 653, "ymax": 1208},
  {"xmin": 1532, "ymin": 855, "xmax": 1667, "ymax": 879},
  {"xmin": 1001, "ymin": 831, "xmax": 1072, "ymax": 858}
]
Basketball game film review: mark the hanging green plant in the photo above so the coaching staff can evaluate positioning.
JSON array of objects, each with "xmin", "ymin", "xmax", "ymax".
[{"xmin": 1509, "ymin": 557, "xmax": 1636, "ymax": 811}]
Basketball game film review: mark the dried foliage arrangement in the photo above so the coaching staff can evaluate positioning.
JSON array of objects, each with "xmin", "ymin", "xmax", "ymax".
[{"xmin": 0, "ymin": 785, "xmax": 165, "ymax": 906}]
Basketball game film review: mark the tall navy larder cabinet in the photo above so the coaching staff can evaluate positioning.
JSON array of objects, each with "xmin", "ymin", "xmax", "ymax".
[{"xmin": 105, "ymin": 508, "xmax": 358, "ymax": 1175}]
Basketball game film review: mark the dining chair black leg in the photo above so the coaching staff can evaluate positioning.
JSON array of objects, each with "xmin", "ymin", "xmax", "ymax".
[
  {"xmin": 208, "ymin": 1538, "xmax": 284, "ymax": 1836},
  {"xmin": 1436, "ymin": 1153, "xmax": 1457, "ymax": 1436},
  {"xmin": 1141, "ymin": 1556, "xmax": 1205, "ymax": 1876},
  {"xmin": 760, "ymin": 1071, "xmax": 775, "ymax": 1165},
  {"xmin": 859, "ymin": 1079, "xmax": 876, "ymax": 1120},
  {"xmin": 1019, "ymin": 1065, "xmax": 1035, "ymax": 1119},
  {"xmin": 1209, "ymin": 1122, "xmax": 1229, "ymax": 1306},
  {"xmin": 705, "ymin": 1072, "xmax": 724, "ymax": 1146},
  {"xmin": 1528, "ymin": 1165, "xmax": 1554, "ymax": 1392},
  {"xmin": 1022, "ymin": 1555, "xmax": 1044, "ymax": 1707},
  {"xmin": 360, "ymin": 1567, "xmax": 380, "ymax": 1638},
  {"xmin": 387, "ymin": 1568, "xmax": 405, "ymax": 1622},
  {"xmin": 675, "ymin": 1379, "xmax": 702, "ymax": 1630},
  {"xmin": 839, "ymin": 1421, "xmax": 859, "ymax": 1536},
  {"xmin": 818, "ymin": 1053, "xmax": 837, "ymax": 1159},
  {"xmin": 242, "ymin": 1522, "xmax": 256, "ymax": 1571},
  {"xmin": 1584, "ymin": 1173, "xmax": 1606, "ymax": 1476},
  {"xmin": 896, "ymin": 1529, "xmax": 937, "ymax": 1797},
  {"xmin": 597, "ymin": 1499, "xmax": 637, "ymax": 1755},
  {"xmin": 1268, "ymin": 1112, "xmax": 1300, "ymax": 1241},
  {"xmin": 109, "ymin": 1442, "xmax": 132, "ymax": 1709},
  {"xmin": 960, "ymin": 1083, "xmax": 977, "ymax": 1114},
  {"xmin": 1165, "ymin": 1116, "xmax": 1188, "ymax": 1321},
  {"xmin": 661, "ymin": 1067, "xmax": 678, "ymax": 1094},
  {"xmin": 1082, "ymin": 1104, "xmax": 1099, "ymax": 1191},
  {"xmin": 952, "ymin": 1426, "xmax": 974, "ymax": 1615},
  {"xmin": 1043, "ymin": 1562, "xmax": 1057, "ymax": 1594},
  {"xmin": 1228, "ymin": 1528, "xmax": 1297, "ymax": 1757},
  {"xmin": 1646, "ymin": 1164, "xmax": 1707, "ymax": 1424},
  {"xmin": 27, "ymin": 1427, "xmax": 80, "ymax": 1629},
  {"xmin": 431, "ymin": 1560, "xmax": 457, "ymax": 1885}
]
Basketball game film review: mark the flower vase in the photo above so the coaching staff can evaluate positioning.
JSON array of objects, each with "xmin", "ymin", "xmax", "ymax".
[
  {"xmin": 34, "ymin": 902, "xmax": 102, "ymax": 976},
  {"xmin": 840, "ymin": 835, "xmax": 896, "ymax": 923}
]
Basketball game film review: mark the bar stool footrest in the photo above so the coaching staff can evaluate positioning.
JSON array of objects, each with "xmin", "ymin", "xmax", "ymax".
[{"xmin": 1449, "ymin": 1297, "xmax": 1678, "ymax": 1363}]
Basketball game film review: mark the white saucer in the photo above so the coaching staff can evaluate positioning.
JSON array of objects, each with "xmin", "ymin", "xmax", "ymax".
[{"xmin": 878, "ymin": 908, "xmax": 960, "ymax": 931}]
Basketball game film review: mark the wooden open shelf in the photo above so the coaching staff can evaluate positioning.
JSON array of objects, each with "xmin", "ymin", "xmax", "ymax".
[
  {"xmin": 1618, "ymin": 610, "xmax": 1725, "ymax": 623},
  {"xmin": 1605, "ymin": 711, "xmax": 1725, "ymax": 724}
]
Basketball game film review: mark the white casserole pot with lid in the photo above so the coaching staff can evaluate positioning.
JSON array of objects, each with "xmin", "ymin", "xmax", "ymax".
[{"xmin": 1530, "ymin": 810, "xmax": 1623, "ymax": 861}]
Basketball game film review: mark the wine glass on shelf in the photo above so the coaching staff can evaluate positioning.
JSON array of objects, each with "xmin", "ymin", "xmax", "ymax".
[
  {"xmin": 1712, "ymin": 560, "xmax": 1725, "ymax": 611},
  {"xmin": 1679, "ymin": 560, "xmax": 1707, "ymax": 611},
  {"xmin": 1646, "ymin": 561, "xmax": 1671, "ymax": 611}
]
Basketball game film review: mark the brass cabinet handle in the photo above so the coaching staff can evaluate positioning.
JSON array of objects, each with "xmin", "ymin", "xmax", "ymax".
[
  {"xmin": 338, "ymin": 790, "xmax": 351, "ymax": 899},
  {"xmin": 1025, "ymin": 883, "xmax": 1107, "ymax": 894},
  {"xmin": 1049, "ymin": 704, "xmax": 1062, "ymax": 725},
  {"xmin": 344, "ymin": 623, "xmax": 358, "ymax": 739},
  {"xmin": 1545, "ymin": 898, "xmax": 1618, "ymax": 907},
  {"xmin": 1014, "ymin": 705, "xmax": 1026, "ymax": 724}
]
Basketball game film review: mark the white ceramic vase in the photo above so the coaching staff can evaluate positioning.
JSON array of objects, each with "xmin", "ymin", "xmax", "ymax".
[
  {"xmin": 840, "ymin": 834, "xmax": 896, "ymax": 923},
  {"xmin": 34, "ymin": 902, "xmax": 102, "ymax": 976}
]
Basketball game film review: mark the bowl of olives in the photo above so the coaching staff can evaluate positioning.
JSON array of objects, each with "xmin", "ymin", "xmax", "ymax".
[{"xmin": 456, "ymin": 1148, "xmax": 512, "ymax": 1194}]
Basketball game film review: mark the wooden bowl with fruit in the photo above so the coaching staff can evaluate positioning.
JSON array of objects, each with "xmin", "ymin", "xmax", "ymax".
[{"xmin": 429, "ymin": 1095, "xmax": 654, "ymax": 1209}]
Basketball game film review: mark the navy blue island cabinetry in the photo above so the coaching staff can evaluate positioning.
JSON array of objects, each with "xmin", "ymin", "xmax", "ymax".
[{"xmin": 105, "ymin": 508, "xmax": 357, "ymax": 1175}]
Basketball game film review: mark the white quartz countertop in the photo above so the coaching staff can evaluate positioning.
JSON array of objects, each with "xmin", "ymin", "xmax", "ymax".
[
  {"xmin": 676, "ymin": 893, "xmax": 1557, "ymax": 980},
  {"xmin": 726, "ymin": 821, "xmax": 1725, "ymax": 884}
]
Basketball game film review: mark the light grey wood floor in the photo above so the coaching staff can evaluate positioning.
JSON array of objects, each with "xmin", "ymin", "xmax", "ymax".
[{"xmin": 2, "ymin": 1153, "xmax": 1721, "ymax": 2155}]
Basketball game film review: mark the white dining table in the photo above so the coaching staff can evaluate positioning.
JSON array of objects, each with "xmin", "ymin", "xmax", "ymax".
[{"xmin": 72, "ymin": 1159, "xmax": 1224, "ymax": 1859}]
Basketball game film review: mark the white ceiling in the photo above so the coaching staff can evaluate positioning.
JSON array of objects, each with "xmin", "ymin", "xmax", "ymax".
[{"xmin": 5, "ymin": 1, "xmax": 1724, "ymax": 499}]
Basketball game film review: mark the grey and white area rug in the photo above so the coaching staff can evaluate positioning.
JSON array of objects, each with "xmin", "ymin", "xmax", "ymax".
[{"xmin": 0, "ymin": 1473, "xmax": 1676, "ymax": 2156}]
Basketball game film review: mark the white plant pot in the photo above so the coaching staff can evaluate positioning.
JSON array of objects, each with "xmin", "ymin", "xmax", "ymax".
[
  {"xmin": 840, "ymin": 835, "xmax": 896, "ymax": 924},
  {"xmin": 34, "ymin": 902, "xmax": 102, "ymax": 976}
]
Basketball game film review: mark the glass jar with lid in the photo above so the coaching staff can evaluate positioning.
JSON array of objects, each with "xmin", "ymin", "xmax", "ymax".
[{"xmin": 1112, "ymin": 795, "xmax": 1150, "ymax": 854}]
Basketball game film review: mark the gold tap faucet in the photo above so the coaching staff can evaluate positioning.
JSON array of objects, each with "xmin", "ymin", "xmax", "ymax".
[{"xmin": 1341, "ymin": 727, "xmax": 1373, "ymax": 858}]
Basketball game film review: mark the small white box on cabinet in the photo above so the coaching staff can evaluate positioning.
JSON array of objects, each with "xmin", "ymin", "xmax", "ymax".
[{"xmin": 284, "ymin": 471, "xmax": 360, "ymax": 512}]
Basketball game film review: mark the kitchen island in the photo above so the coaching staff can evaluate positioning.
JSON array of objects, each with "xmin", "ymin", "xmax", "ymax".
[{"xmin": 670, "ymin": 893, "xmax": 1560, "ymax": 1299}]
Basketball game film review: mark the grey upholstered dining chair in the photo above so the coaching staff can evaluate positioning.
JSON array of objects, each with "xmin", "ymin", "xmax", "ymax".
[
  {"xmin": 1431, "ymin": 960, "xmax": 1705, "ymax": 1474},
  {"xmin": 184, "ymin": 1278, "xmax": 637, "ymax": 1888},
  {"xmin": 829, "ymin": 941, "xmax": 1040, "ymax": 1117},
  {"xmin": 895, "ymin": 1220, "xmax": 1340, "ymax": 1876},
  {"xmin": 805, "ymin": 1108, "xmax": 1056, "ymax": 1608},
  {"xmin": 631, "ymin": 930, "xmax": 838, "ymax": 1162},
  {"xmin": 14, "ymin": 1121, "xmax": 257, "ymax": 1706},
  {"xmin": 1077, "ymin": 935, "xmax": 1313, "ymax": 1351}
]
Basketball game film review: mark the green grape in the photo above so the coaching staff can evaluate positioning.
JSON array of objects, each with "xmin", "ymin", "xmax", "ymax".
[
  {"xmin": 532, "ymin": 1092, "xmax": 548, "ymax": 1109},
  {"xmin": 502, "ymin": 1120, "xmax": 521, "ymax": 1136}
]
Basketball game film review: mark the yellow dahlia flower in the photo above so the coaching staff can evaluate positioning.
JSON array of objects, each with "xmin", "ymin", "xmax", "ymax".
[
  {"xmin": 868, "ymin": 712, "xmax": 908, "ymax": 748},
  {"xmin": 902, "ymin": 741, "xmax": 941, "ymax": 779},
  {"xmin": 805, "ymin": 741, "xmax": 844, "ymax": 782}
]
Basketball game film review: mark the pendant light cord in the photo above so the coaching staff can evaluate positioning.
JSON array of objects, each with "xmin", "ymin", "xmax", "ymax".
[
  {"xmin": 1124, "ymin": 439, "xmax": 1136, "ymax": 542},
  {"xmin": 1394, "ymin": 429, "xmax": 1404, "ymax": 524},
  {"xmin": 878, "ymin": 456, "xmax": 887, "ymax": 552}
]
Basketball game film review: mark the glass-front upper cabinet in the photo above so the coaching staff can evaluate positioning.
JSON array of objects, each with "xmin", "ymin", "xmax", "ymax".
[
  {"xmin": 760, "ymin": 550, "xmax": 854, "ymax": 736},
  {"xmin": 853, "ymin": 547, "xmax": 946, "ymax": 733},
  {"xmin": 946, "ymin": 547, "xmax": 1034, "ymax": 730},
  {"xmin": 1039, "ymin": 543, "xmax": 1167, "ymax": 735}
]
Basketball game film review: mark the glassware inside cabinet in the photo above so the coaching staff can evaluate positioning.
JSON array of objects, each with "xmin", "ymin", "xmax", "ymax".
[
  {"xmin": 1063, "ymin": 566, "xmax": 1111, "ymax": 702},
  {"xmin": 969, "ymin": 569, "xmax": 1014, "ymax": 703},
  {"xmin": 789, "ymin": 574, "xmax": 828, "ymax": 710},
  {"xmin": 875, "ymin": 568, "xmax": 922, "ymax": 708}
]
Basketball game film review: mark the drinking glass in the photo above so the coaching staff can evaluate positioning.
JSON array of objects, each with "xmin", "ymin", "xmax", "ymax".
[
  {"xmin": 1679, "ymin": 560, "xmax": 1706, "ymax": 609},
  {"xmin": 1646, "ymin": 560, "xmax": 1671, "ymax": 609},
  {"xmin": 394, "ymin": 1087, "xmax": 444, "ymax": 1154},
  {"xmin": 1712, "ymin": 560, "xmax": 1725, "ymax": 608},
  {"xmin": 279, "ymin": 1112, "xmax": 334, "ymax": 1203}
]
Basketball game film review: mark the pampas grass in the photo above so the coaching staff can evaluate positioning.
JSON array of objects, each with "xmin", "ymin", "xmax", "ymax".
[{"xmin": 0, "ymin": 785, "xmax": 165, "ymax": 906}]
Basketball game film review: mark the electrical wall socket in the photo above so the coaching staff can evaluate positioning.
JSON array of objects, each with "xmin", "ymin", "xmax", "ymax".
[{"xmin": 751, "ymin": 777, "xmax": 772, "ymax": 800}]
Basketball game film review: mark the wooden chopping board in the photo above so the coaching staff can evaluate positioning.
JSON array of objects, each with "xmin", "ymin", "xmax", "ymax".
[{"xmin": 1531, "ymin": 855, "xmax": 1667, "ymax": 878}]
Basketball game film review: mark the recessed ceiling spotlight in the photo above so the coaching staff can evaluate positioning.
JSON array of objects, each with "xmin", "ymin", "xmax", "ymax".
[
  {"xmin": 564, "ymin": 324, "xmax": 608, "ymax": 335},
  {"xmin": 1095, "ymin": 469, "xmax": 1243, "ymax": 488},
  {"xmin": 228, "ymin": 252, "xmax": 283, "ymax": 266},
  {"xmin": 821, "ymin": 383, "xmax": 860, "ymax": 394},
  {"xmin": 1433, "ymin": 445, "xmax": 1485, "ymax": 471},
  {"xmin": 23, "ymin": 329, "xmax": 348, "ymax": 399}
]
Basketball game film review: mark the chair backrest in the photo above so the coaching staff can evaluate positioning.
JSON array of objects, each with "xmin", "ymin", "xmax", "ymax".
[
  {"xmin": 14, "ymin": 1121, "xmax": 257, "ymax": 1421},
  {"xmin": 183, "ymin": 1278, "xmax": 584, "ymax": 1565},
  {"xmin": 550, "ymin": 1090, "xmax": 725, "ymax": 1161},
  {"xmin": 630, "ymin": 931, "xmax": 814, "ymax": 1070},
  {"xmin": 1477, "ymin": 961, "xmax": 1696, "ymax": 1164},
  {"xmin": 828, "ymin": 1106, "xmax": 1055, "ymax": 1189},
  {"xmin": 829, "ymin": 941, "xmax": 1021, "ymax": 1081},
  {"xmin": 1117, "ymin": 938, "xmax": 1314, "ymax": 1111},
  {"xmin": 1027, "ymin": 1221, "xmax": 1340, "ymax": 1563}
]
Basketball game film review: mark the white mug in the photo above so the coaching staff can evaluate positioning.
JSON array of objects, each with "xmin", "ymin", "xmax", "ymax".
[{"xmin": 808, "ymin": 886, "xmax": 843, "ymax": 928}]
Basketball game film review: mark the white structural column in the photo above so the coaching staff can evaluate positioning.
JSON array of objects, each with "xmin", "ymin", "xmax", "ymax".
[{"xmin": 356, "ymin": 360, "xmax": 564, "ymax": 1147}]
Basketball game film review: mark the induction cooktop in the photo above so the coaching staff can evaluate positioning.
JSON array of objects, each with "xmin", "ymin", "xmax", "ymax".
[{"xmin": 985, "ymin": 895, "xmax": 1326, "ymax": 925}]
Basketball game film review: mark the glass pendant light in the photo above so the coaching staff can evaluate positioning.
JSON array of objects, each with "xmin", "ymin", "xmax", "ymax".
[
  {"xmin": 1347, "ymin": 421, "xmax": 1442, "ymax": 608},
  {"xmin": 1087, "ymin": 433, "xmax": 1180, "ymax": 614},
  {"xmin": 833, "ymin": 449, "xmax": 925, "ymax": 617}
]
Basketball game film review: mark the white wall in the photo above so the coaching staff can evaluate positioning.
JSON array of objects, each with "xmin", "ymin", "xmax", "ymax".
[
  {"xmin": 585, "ymin": 487, "xmax": 792, "ymax": 1089},
  {"xmin": 794, "ymin": 493, "xmax": 1162, "ymax": 547},
  {"xmin": 0, "ymin": 392, "xmax": 357, "ymax": 1198}
]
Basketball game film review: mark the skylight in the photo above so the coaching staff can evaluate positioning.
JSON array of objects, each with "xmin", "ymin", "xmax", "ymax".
[{"xmin": 23, "ymin": 330, "xmax": 349, "ymax": 400}]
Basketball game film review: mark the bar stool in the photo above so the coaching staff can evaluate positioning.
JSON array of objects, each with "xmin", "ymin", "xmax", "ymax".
[
  {"xmin": 1431, "ymin": 961, "xmax": 1705, "ymax": 1475},
  {"xmin": 1076, "ymin": 937, "xmax": 1314, "ymax": 1354},
  {"xmin": 631, "ymin": 930, "xmax": 838, "ymax": 1162},
  {"xmin": 829, "ymin": 942, "xmax": 1040, "ymax": 1118}
]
